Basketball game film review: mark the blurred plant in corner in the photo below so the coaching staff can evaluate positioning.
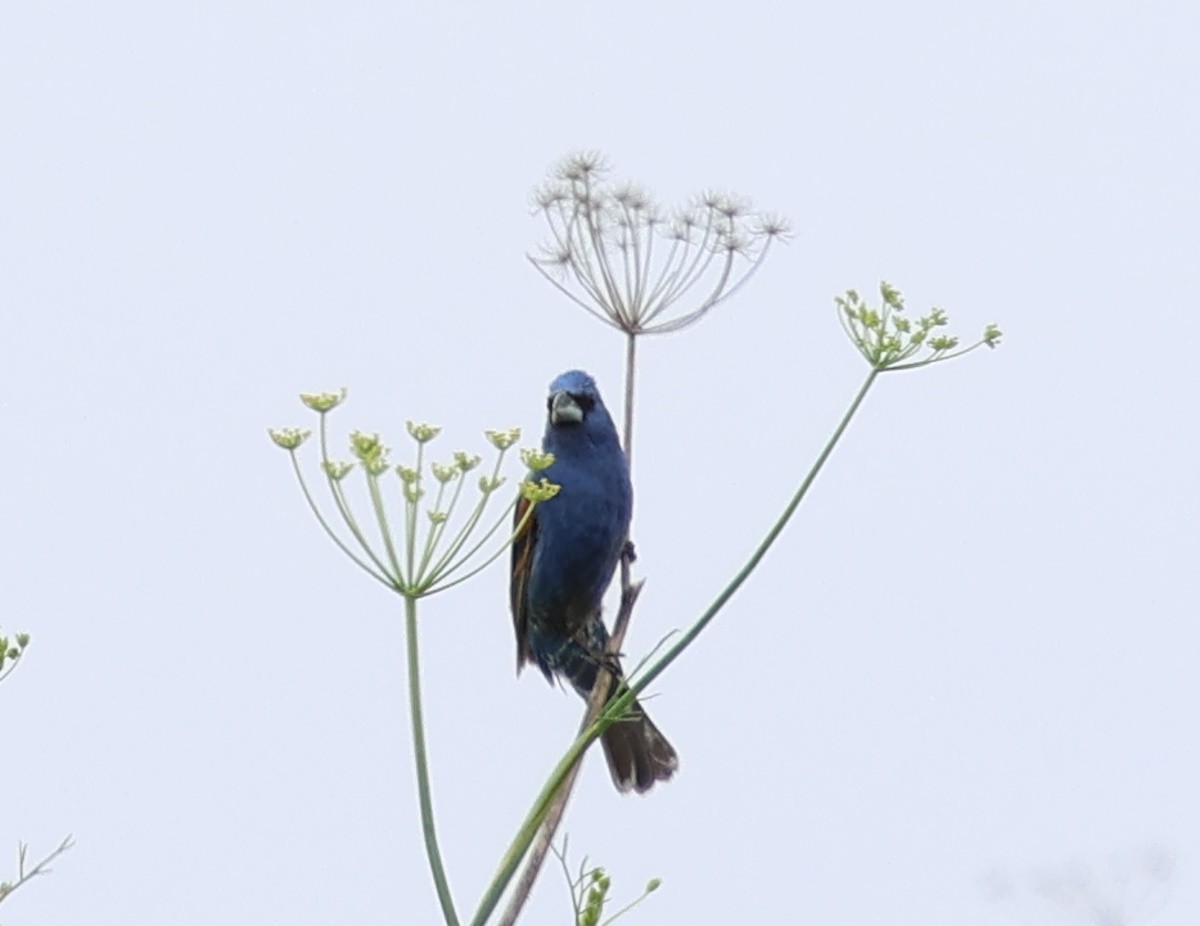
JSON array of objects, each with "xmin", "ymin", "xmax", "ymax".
[
  {"xmin": 0, "ymin": 628, "xmax": 74, "ymax": 913},
  {"xmin": 984, "ymin": 847, "xmax": 1174, "ymax": 925}
]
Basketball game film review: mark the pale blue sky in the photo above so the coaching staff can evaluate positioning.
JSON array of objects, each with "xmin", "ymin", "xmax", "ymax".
[{"xmin": 3, "ymin": 2, "xmax": 1197, "ymax": 924}]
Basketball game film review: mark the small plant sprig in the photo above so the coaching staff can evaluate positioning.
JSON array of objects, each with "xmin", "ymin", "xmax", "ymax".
[
  {"xmin": 1, "ymin": 632, "xmax": 74, "ymax": 909},
  {"xmin": 838, "ymin": 281, "xmax": 1002, "ymax": 371},
  {"xmin": 551, "ymin": 838, "xmax": 661, "ymax": 926},
  {"xmin": 0, "ymin": 629, "xmax": 30, "ymax": 684},
  {"xmin": 0, "ymin": 836, "xmax": 75, "ymax": 908},
  {"xmin": 270, "ymin": 388, "xmax": 560, "ymax": 926},
  {"xmin": 987, "ymin": 848, "xmax": 1174, "ymax": 925}
]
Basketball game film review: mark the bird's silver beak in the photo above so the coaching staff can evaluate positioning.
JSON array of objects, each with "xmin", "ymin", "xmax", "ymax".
[{"xmin": 550, "ymin": 390, "xmax": 583, "ymax": 425}]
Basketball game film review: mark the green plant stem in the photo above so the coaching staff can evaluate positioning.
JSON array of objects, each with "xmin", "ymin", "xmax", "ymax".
[
  {"xmin": 470, "ymin": 719, "xmax": 601, "ymax": 926},
  {"xmin": 404, "ymin": 595, "xmax": 460, "ymax": 926},
  {"xmin": 492, "ymin": 577, "xmax": 642, "ymax": 926},
  {"xmin": 618, "ymin": 327, "xmax": 637, "ymax": 596},
  {"xmin": 625, "ymin": 366, "xmax": 879, "ymax": 695},
  {"xmin": 318, "ymin": 415, "xmax": 393, "ymax": 579},
  {"xmin": 288, "ymin": 454, "xmax": 392, "ymax": 589},
  {"xmin": 471, "ymin": 367, "xmax": 880, "ymax": 925},
  {"xmin": 368, "ymin": 474, "xmax": 404, "ymax": 581},
  {"xmin": 622, "ymin": 330, "xmax": 637, "ymax": 469}
]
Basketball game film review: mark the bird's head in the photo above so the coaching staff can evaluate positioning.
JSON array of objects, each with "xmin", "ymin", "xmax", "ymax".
[{"xmin": 546, "ymin": 369, "xmax": 603, "ymax": 428}]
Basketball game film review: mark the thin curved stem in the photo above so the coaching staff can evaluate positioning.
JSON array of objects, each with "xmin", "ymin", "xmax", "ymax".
[
  {"xmin": 472, "ymin": 653, "xmax": 627, "ymax": 926},
  {"xmin": 404, "ymin": 595, "xmax": 460, "ymax": 926},
  {"xmin": 367, "ymin": 473, "xmax": 404, "ymax": 581},
  {"xmin": 528, "ymin": 256, "xmax": 625, "ymax": 332},
  {"xmin": 626, "ymin": 367, "xmax": 878, "ymax": 694},
  {"xmin": 317, "ymin": 416, "xmax": 394, "ymax": 580},
  {"xmin": 0, "ymin": 836, "xmax": 74, "ymax": 908},
  {"xmin": 884, "ymin": 339, "xmax": 993, "ymax": 370},
  {"xmin": 617, "ymin": 328, "xmax": 638, "ymax": 619},
  {"xmin": 288, "ymin": 453, "xmax": 392, "ymax": 589},
  {"xmin": 622, "ymin": 331, "xmax": 637, "ymax": 471}
]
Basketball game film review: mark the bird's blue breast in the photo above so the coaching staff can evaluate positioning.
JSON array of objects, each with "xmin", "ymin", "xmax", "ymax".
[
  {"xmin": 521, "ymin": 370, "xmax": 632, "ymax": 684},
  {"xmin": 528, "ymin": 450, "xmax": 631, "ymax": 633}
]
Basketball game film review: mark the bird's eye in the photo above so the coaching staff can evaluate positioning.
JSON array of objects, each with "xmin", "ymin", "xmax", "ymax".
[{"xmin": 574, "ymin": 393, "xmax": 596, "ymax": 412}]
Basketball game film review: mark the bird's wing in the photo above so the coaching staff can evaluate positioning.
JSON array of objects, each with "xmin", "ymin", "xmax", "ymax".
[{"xmin": 510, "ymin": 493, "xmax": 538, "ymax": 672}]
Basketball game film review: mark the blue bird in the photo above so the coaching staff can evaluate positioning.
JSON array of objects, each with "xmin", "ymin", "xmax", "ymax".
[{"xmin": 510, "ymin": 370, "xmax": 678, "ymax": 793}]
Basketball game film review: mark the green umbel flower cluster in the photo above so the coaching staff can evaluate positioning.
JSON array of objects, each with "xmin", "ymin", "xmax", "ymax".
[
  {"xmin": 838, "ymin": 281, "xmax": 1001, "ymax": 371},
  {"xmin": 270, "ymin": 389, "xmax": 559, "ymax": 598},
  {"xmin": 0, "ymin": 629, "xmax": 30, "ymax": 683}
]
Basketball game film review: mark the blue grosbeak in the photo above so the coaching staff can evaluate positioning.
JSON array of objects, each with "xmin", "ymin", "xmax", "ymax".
[{"xmin": 511, "ymin": 370, "xmax": 678, "ymax": 793}]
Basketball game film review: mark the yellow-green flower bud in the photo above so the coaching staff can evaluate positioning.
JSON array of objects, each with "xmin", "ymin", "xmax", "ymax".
[
  {"xmin": 880, "ymin": 280, "xmax": 904, "ymax": 310},
  {"xmin": 478, "ymin": 475, "xmax": 506, "ymax": 494},
  {"xmin": 453, "ymin": 450, "xmax": 481, "ymax": 472},
  {"xmin": 404, "ymin": 483, "xmax": 425, "ymax": 503},
  {"xmin": 406, "ymin": 420, "xmax": 442, "ymax": 443},
  {"xmin": 322, "ymin": 461, "xmax": 354, "ymax": 481},
  {"xmin": 427, "ymin": 510, "xmax": 448, "ymax": 525},
  {"xmin": 520, "ymin": 448, "xmax": 555, "ymax": 471},
  {"xmin": 299, "ymin": 388, "xmax": 347, "ymax": 413},
  {"xmin": 520, "ymin": 478, "xmax": 560, "ymax": 503},
  {"xmin": 646, "ymin": 877, "xmax": 662, "ymax": 892},
  {"xmin": 268, "ymin": 428, "xmax": 311, "ymax": 450},
  {"xmin": 485, "ymin": 427, "xmax": 521, "ymax": 450},
  {"xmin": 15, "ymin": 633, "xmax": 30, "ymax": 650},
  {"xmin": 431, "ymin": 462, "xmax": 458, "ymax": 483},
  {"xmin": 349, "ymin": 431, "xmax": 383, "ymax": 460},
  {"xmin": 364, "ymin": 455, "xmax": 390, "ymax": 477},
  {"xmin": 396, "ymin": 464, "xmax": 419, "ymax": 484}
]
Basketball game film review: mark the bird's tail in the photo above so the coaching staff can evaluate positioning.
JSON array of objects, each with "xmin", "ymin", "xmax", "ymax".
[
  {"xmin": 600, "ymin": 695, "xmax": 679, "ymax": 794},
  {"xmin": 534, "ymin": 625, "xmax": 679, "ymax": 793}
]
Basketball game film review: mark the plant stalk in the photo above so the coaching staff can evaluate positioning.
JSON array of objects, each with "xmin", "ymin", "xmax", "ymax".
[{"xmin": 405, "ymin": 594, "xmax": 460, "ymax": 926}]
